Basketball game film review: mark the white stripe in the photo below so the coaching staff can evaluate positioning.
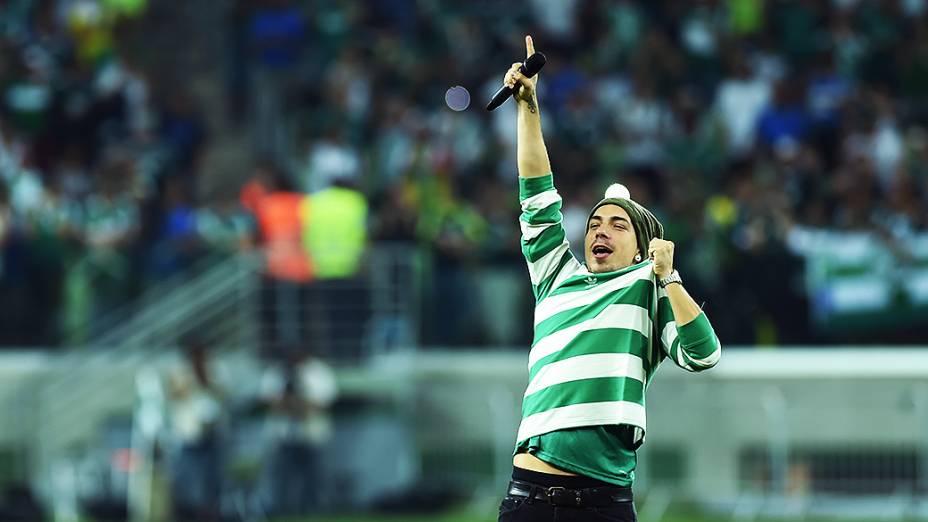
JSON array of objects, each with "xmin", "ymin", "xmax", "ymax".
[
  {"xmin": 661, "ymin": 321, "xmax": 692, "ymax": 371},
  {"xmin": 526, "ymin": 242, "xmax": 571, "ymax": 286},
  {"xmin": 675, "ymin": 346, "xmax": 693, "ymax": 370},
  {"xmin": 528, "ymin": 304, "xmax": 652, "ymax": 369},
  {"xmin": 525, "ymin": 352, "xmax": 645, "ymax": 397},
  {"xmin": 520, "ymin": 189, "xmax": 560, "ymax": 212},
  {"xmin": 548, "ymin": 258, "xmax": 586, "ymax": 291},
  {"xmin": 517, "ymin": 401, "xmax": 646, "ymax": 442},
  {"xmin": 520, "ymin": 220, "xmax": 553, "ymax": 241},
  {"xmin": 664, "ymin": 321, "xmax": 694, "ymax": 371},
  {"xmin": 519, "ymin": 189, "xmax": 562, "ymax": 241},
  {"xmin": 660, "ymin": 321, "xmax": 678, "ymax": 353},
  {"xmin": 534, "ymin": 263, "xmax": 654, "ymax": 326}
]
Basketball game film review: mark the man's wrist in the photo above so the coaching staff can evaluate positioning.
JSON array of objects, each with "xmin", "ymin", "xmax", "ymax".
[{"xmin": 658, "ymin": 269, "xmax": 682, "ymax": 288}]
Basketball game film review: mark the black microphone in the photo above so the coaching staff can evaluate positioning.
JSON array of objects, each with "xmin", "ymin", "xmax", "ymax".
[{"xmin": 486, "ymin": 52, "xmax": 547, "ymax": 111}]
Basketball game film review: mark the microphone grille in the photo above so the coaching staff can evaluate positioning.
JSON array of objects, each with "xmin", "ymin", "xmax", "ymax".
[{"xmin": 523, "ymin": 52, "xmax": 547, "ymax": 76}]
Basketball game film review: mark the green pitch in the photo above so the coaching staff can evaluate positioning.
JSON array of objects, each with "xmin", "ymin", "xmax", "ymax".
[
  {"xmin": 295, "ymin": 512, "xmax": 825, "ymax": 522},
  {"xmin": 297, "ymin": 510, "xmax": 928, "ymax": 522},
  {"xmin": 88, "ymin": 509, "xmax": 906, "ymax": 522},
  {"xmin": 87, "ymin": 507, "xmax": 906, "ymax": 522}
]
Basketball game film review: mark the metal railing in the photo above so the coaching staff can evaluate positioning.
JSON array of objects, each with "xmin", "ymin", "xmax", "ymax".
[
  {"xmin": 254, "ymin": 244, "xmax": 422, "ymax": 362},
  {"xmin": 32, "ymin": 244, "xmax": 423, "ymax": 500},
  {"xmin": 34, "ymin": 253, "xmax": 261, "ymax": 498}
]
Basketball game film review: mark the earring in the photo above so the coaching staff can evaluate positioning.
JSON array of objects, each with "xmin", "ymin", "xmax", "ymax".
[{"xmin": 634, "ymin": 253, "xmax": 642, "ymax": 262}]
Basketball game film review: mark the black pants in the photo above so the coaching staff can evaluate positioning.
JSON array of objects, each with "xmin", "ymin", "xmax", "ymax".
[{"xmin": 498, "ymin": 467, "xmax": 637, "ymax": 522}]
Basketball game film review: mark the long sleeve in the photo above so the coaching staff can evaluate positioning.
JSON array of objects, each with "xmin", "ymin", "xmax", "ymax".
[
  {"xmin": 655, "ymin": 290, "xmax": 722, "ymax": 372},
  {"xmin": 519, "ymin": 174, "xmax": 581, "ymax": 300}
]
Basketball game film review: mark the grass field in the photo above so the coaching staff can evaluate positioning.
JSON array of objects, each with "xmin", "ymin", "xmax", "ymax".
[
  {"xmin": 83, "ymin": 508, "xmax": 901, "ymax": 522},
  {"xmin": 296, "ymin": 507, "xmax": 928, "ymax": 522},
  {"xmin": 300, "ymin": 510, "xmax": 844, "ymax": 522}
]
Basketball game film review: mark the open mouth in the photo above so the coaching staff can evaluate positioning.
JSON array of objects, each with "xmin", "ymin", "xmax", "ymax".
[{"xmin": 591, "ymin": 244, "xmax": 613, "ymax": 260}]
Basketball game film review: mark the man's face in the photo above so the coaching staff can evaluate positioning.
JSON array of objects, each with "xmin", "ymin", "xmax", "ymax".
[{"xmin": 584, "ymin": 204, "xmax": 640, "ymax": 273}]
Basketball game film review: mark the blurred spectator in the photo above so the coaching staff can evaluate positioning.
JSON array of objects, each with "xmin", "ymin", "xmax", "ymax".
[
  {"xmin": 300, "ymin": 178, "xmax": 369, "ymax": 360},
  {"xmin": 246, "ymin": 0, "xmax": 307, "ymax": 159},
  {"xmin": 158, "ymin": 91, "xmax": 206, "ymax": 175},
  {"xmin": 414, "ymin": 171, "xmax": 489, "ymax": 345},
  {"xmin": 299, "ymin": 126, "xmax": 361, "ymax": 193},
  {"xmin": 166, "ymin": 339, "xmax": 228, "ymax": 522},
  {"xmin": 246, "ymin": 0, "xmax": 306, "ymax": 70},
  {"xmin": 666, "ymin": 87, "xmax": 726, "ymax": 177},
  {"xmin": 147, "ymin": 177, "xmax": 202, "ymax": 278},
  {"xmin": 322, "ymin": 46, "xmax": 372, "ymax": 125},
  {"xmin": 615, "ymin": 70, "xmax": 677, "ymax": 167},
  {"xmin": 81, "ymin": 159, "xmax": 139, "ymax": 311},
  {"xmin": 714, "ymin": 50, "xmax": 772, "ymax": 156},
  {"xmin": 756, "ymin": 80, "xmax": 812, "ymax": 152},
  {"xmin": 241, "ymin": 162, "xmax": 313, "ymax": 356},
  {"xmin": 258, "ymin": 347, "xmax": 337, "ymax": 516},
  {"xmin": 196, "ymin": 195, "xmax": 254, "ymax": 254},
  {"xmin": 842, "ymin": 89, "xmax": 904, "ymax": 184}
]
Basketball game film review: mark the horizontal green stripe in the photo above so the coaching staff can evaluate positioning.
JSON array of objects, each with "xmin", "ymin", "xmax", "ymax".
[
  {"xmin": 676, "ymin": 336, "xmax": 720, "ymax": 369},
  {"xmin": 529, "ymin": 329, "xmax": 651, "ymax": 381},
  {"xmin": 519, "ymin": 174, "xmax": 555, "ymax": 200},
  {"xmin": 655, "ymin": 303, "xmax": 721, "ymax": 364},
  {"xmin": 533, "ymin": 280, "xmax": 653, "ymax": 342},
  {"xmin": 677, "ymin": 312, "xmax": 719, "ymax": 358},
  {"xmin": 677, "ymin": 312, "xmax": 710, "ymax": 345},
  {"xmin": 522, "ymin": 376, "xmax": 645, "ymax": 418},
  {"xmin": 522, "ymin": 225, "xmax": 566, "ymax": 262},
  {"xmin": 521, "ymin": 200, "xmax": 561, "ymax": 225}
]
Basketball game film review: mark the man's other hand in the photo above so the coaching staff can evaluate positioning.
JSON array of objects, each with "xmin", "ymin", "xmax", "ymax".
[{"xmin": 649, "ymin": 238, "xmax": 675, "ymax": 278}]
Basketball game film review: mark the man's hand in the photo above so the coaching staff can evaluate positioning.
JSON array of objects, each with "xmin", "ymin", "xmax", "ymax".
[
  {"xmin": 649, "ymin": 238, "xmax": 675, "ymax": 278},
  {"xmin": 512, "ymin": 34, "xmax": 551, "ymax": 178},
  {"xmin": 504, "ymin": 35, "xmax": 539, "ymax": 111}
]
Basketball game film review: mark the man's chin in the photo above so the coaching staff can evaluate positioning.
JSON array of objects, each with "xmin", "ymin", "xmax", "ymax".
[
  {"xmin": 589, "ymin": 262, "xmax": 617, "ymax": 273},
  {"xmin": 588, "ymin": 258, "xmax": 631, "ymax": 273}
]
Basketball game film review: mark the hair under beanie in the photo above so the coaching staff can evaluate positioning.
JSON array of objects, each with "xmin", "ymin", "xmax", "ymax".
[{"xmin": 586, "ymin": 183, "xmax": 665, "ymax": 259}]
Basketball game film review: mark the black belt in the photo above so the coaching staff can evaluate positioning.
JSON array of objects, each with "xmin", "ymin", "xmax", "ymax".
[{"xmin": 507, "ymin": 479, "xmax": 633, "ymax": 507}]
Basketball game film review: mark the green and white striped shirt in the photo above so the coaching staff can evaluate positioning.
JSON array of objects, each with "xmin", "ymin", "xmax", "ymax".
[{"xmin": 517, "ymin": 174, "xmax": 721, "ymax": 446}]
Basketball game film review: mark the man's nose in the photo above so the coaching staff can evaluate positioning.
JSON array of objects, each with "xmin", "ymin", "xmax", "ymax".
[{"xmin": 595, "ymin": 230, "xmax": 610, "ymax": 240}]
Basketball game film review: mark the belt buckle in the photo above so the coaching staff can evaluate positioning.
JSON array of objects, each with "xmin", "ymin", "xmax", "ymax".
[{"xmin": 545, "ymin": 486, "xmax": 581, "ymax": 507}]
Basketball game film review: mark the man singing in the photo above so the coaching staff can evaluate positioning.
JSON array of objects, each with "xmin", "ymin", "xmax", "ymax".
[{"xmin": 498, "ymin": 35, "xmax": 722, "ymax": 522}]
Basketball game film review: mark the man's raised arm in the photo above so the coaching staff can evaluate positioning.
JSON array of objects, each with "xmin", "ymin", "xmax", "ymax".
[{"xmin": 505, "ymin": 35, "xmax": 551, "ymax": 179}]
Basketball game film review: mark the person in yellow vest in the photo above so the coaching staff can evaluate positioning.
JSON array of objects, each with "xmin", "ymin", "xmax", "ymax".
[
  {"xmin": 299, "ymin": 180, "xmax": 367, "ymax": 280},
  {"xmin": 299, "ymin": 180, "xmax": 368, "ymax": 360}
]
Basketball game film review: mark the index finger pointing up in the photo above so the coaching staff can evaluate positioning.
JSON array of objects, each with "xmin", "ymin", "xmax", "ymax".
[{"xmin": 526, "ymin": 35, "xmax": 535, "ymax": 58}]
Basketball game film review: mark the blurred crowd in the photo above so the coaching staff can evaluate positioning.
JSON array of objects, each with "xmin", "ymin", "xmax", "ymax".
[
  {"xmin": 158, "ymin": 341, "xmax": 337, "ymax": 520},
  {"xmin": 0, "ymin": 0, "xmax": 244, "ymax": 345},
  {"xmin": 3, "ymin": 0, "xmax": 928, "ymax": 347}
]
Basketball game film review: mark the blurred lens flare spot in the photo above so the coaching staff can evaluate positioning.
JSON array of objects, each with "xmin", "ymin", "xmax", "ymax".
[{"xmin": 445, "ymin": 85, "xmax": 470, "ymax": 111}]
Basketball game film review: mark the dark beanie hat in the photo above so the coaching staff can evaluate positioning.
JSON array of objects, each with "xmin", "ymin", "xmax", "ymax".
[{"xmin": 586, "ymin": 183, "xmax": 664, "ymax": 259}]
